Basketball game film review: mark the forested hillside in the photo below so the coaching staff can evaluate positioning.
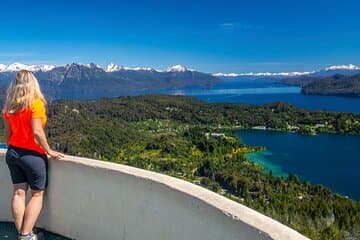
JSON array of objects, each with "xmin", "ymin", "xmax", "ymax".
[
  {"xmin": 8, "ymin": 95, "xmax": 358, "ymax": 239},
  {"xmin": 0, "ymin": 95, "xmax": 359, "ymax": 239},
  {"xmin": 281, "ymin": 74, "xmax": 360, "ymax": 97},
  {"xmin": 301, "ymin": 74, "xmax": 360, "ymax": 97}
]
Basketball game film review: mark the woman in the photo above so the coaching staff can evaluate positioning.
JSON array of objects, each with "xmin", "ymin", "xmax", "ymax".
[{"xmin": 3, "ymin": 70, "xmax": 64, "ymax": 240}]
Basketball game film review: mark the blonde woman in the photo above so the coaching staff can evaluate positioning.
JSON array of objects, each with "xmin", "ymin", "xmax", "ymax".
[{"xmin": 3, "ymin": 70, "xmax": 63, "ymax": 240}]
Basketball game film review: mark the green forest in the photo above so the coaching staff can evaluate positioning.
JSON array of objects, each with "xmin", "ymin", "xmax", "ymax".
[
  {"xmin": 301, "ymin": 74, "xmax": 360, "ymax": 97},
  {"xmin": 281, "ymin": 74, "xmax": 360, "ymax": 97},
  {"xmin": 1, "ymin": 94, "xmax": 359, "ymax": 240}
]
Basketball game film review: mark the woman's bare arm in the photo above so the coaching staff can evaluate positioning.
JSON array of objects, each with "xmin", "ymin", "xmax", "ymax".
[
  {"xmin": 31, "ymin": 118, "xmax": 64, "ymax": 159},
  {"xmin": 4, "ymin": 120, "xmax": 11, "ymax": 144}
]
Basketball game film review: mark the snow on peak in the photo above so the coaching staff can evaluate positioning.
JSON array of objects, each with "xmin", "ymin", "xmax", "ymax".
[
  {"xmin": 133, "ymin": 67, "xmax": 155, "ymax": 71},
  {"xmin": 105, "ymin": 63, "xmax": 193, "ymax": 72},
  {"xmin": 0, "ymin": 63, "xmax": 55, "ymax": 72},
  {"xmin": 0, "ymin": 64, "xmax": 6, "ymax": 72},
  {"xmin": 213, "ymin": 64, "xmax": 360, "ymax": 77},
  {"xmin": 105, "ymin": 63, "xmax": 123, "ymax": 72},
  {"xmin": 325, "ymin": 64, "xmax": 360, "ymax": 71},
  {"xmin": 167, "ymin": 65, "xmax": 193, "ymax": 72},
  {"xmin": 6, "ymin": 63, "xmax": 36, "ymax": 72},
  {"xmin": 83, "ymin": 63, "xmax": 102, "ymax": 69},
  {"xmin": 213, "ymin": 71, "xmax": 314, "ymax": 77},
  {"xmin": 39, "ymin": 64, "xmax": 55, "ymax": 71},
  {"xmin": 104, "ymin": 63, "xmax": 156, "ymax": 72},
  {"xmin": 213, "ymin": 73, "xmax": 240, "ymax": 77}
]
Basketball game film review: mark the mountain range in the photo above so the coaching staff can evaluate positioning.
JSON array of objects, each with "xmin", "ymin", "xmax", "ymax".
[
  {"xmin": 0, "ymin": 63, "xmax": 219, "ymax": 100},
  {"xmin": 0, "ymin": 62, "xmax": 195, "ymax": 73},
  {"xmin": 1, "ymin": 62, "xmax": 360, "ymax": 100},
  {"xmin": 213, "ymin": 64, "xmax": 360, "ymax": 80},
  {"xmin": 1, "ymin": 62, "xmax": 359, "ymax": 77}
]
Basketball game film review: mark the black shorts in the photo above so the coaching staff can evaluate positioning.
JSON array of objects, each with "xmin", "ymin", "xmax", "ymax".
[{"xmin": 6, "ymin": 145, "xmax": 48, "ymax": 190}]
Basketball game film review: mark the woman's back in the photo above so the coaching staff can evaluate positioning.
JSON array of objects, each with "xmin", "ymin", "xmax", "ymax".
[{"xmin": 4, "ymin": 98, "xmax": 47, "ymax": 154}]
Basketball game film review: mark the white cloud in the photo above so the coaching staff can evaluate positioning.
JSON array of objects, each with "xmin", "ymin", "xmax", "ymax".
[
  {"xmin": 219, "ymin": 22, "xmax": 262, "ymax": 31},
  {"xmin": 220, "ymin": 23, "xmax": 234, "ymax": 27}
]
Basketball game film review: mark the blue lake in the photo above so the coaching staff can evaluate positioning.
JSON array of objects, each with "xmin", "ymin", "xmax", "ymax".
[
  {"xmin": 3, "ymin": 80, "xmax": 359, "ymax": 200},
  {"xmin": 149, "ymin": 81, "xmax": 360, "ymax": 114},
  {"xmin": 237, "ymin": 129, "xmax": 360, "ymax": 200},
  {"xmin": 138, "ymin": 80, "xmax": 360, "ymax": 200}
]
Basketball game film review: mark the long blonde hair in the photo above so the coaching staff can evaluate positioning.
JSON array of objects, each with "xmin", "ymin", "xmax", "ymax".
[{"xmin": 4, "ymin": 70, "xmax": 46, "ymax": 114}]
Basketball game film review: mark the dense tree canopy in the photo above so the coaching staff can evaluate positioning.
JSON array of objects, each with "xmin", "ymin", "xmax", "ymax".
[{"xmin": 0, "ymin": 94, "xmax": 359, "ymax": 239}]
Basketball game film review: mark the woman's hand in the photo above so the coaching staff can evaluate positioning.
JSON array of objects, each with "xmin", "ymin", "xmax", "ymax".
[
  {"xmin": 32, "ymin": 118, "xmax": 64, "ymax": 160},
  {"xmin": 47, "ymin": 149, "xmax": 64, "ymax": 160}
]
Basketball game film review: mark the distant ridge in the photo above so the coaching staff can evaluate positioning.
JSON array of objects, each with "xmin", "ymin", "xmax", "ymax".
[
  {"xmin": 1, "ymin": 62, "xmax": 359, "ymax": 77},
  {"xmin": 301, "ymin": 74, "xmax": 360, "ymax": 97},
  {"xmin": 1, "ymin": 62, "xmax": 360, "ymax": 100},
  {"xmin": 0, "ymin": 62, "xmax": 219, "ymax": 100},
  {"xmin": 213, "ymin": 64, "xmax": 360, "ymax": 78},
  {"xmin": 0, "ymin": 62, "xmax": 197, "ymax": 73},
  {"xmin": 0, "ymin": 62, "xmax": 55, "ymax": 72}
]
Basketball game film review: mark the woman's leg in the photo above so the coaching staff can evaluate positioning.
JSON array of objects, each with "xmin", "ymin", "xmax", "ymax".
[
  {"xmin": 11, "ymin": 183, "xmax": 28, "ymax": 232},
  {"xmin": 14, "ymin": 151, "xmax": 48, "ymax": 235},
  {"xmin": 21, "ymin": 190, "xmax": 44, "ymax": 235}
]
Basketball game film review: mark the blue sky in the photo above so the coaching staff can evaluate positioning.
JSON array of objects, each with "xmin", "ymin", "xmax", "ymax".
[{"xmin": 0, "ymin": 0, "xmax": 359, "ymax": 73}]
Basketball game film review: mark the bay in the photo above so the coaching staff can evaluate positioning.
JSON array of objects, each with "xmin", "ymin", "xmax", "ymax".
[
  {"xmin": 137, "ymin": 80, "xmax": 360, "ymax": 200},
  {"xmin": 236, "ymin": 129, "xmax": 360, "ymax": 200}
]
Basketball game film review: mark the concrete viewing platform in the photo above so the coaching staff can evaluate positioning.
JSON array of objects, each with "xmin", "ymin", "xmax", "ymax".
[
  {"xmin": 0, "ymin": 222, "xmax": 70, "ymax": 239},
  {"xmin": 0, "ymin": 149, "xmax": 309, "ymax": 240}
]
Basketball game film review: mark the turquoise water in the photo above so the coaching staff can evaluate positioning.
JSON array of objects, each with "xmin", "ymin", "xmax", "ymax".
[
  {"xmin": 246, "ymin": 151, "xmax": 288, "ymax": 178},
  {"xmin": 237, "ymin": 129, "xmax": 360, "ymax": 200},
  {"xmin": 153, "ymin": 81, "xmax": 360, "ymax": 199}
]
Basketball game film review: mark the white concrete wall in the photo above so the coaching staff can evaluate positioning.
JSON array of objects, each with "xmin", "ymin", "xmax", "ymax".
[{"xmin": 0, "ymin": 149, "xmax": 309, "ymax": 240}]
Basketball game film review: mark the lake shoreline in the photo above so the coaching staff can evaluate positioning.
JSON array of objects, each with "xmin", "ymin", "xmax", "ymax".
[{"xmin": 236, "ymin": 129, "xmax": 360, "ymax": 200}]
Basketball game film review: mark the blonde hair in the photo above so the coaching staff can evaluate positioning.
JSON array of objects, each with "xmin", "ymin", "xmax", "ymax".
[{"xmin": 4, "ymin": 70, "xmax": 46, "ymax": 114}]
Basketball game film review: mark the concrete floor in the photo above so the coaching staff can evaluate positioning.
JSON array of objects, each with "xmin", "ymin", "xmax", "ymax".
[{"xmin": 0, "ymin": 222, "xmax": 71, "ymax": 240}]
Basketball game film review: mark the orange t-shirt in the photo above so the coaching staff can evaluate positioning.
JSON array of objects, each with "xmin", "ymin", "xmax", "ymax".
[{"xmin": 3, "ymin": 98, "xmax": 47, "ymax": 154}]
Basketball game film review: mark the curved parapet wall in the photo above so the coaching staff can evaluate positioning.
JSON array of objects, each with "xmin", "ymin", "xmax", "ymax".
[{"xmin": 0, "ymin": 149, "xmax": 309, "ymax": 240}]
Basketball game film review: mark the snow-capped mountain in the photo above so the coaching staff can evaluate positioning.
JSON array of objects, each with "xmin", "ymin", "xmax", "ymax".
[
  {"xmin": 1, "ymin": 62, "xmax": 359, "ymax": 77},
  {"xmin": 83, "ymin": 63, "xmax": 102, "ymax": 69},
  {"xmin": 213, "ymin": 71, "xmax": 314, "ymax": 77},
  {"xmin": 0, "ymin": 64, "xmax": 6, "ymax": 72},
  {"xmin": 0, "ymin": 63, "xmax": 55, "ymax": 72},
  {"xmin": 104, "ymin": 63, "xmax": 193, "ymax": 73},
  {"xmin": 104, "ymin": 63, "xmax": 156, "ymax": 72},
  {"xmin": 0, "ymin": 62, "xmax": 198, "ymax": 74},
  {"xmin": 167, "ymin": 65, "xmax": 194, "ymax": 72},
  {"xmin": 313, "ymin": 64, "xmax": 360, "ymax": 77},
  {"xmin": 0, "ymin": 62, "xmax": 219, "ymax": 100},
  {"xmin": 213, "ymin": 64, "xmax": 360, "ymax": 78},
  {"xmin": 325, "ymin": 64, "xmax": 360, "ymax": 71},
  {"xmin": 104, "ymin": 63, "xmax": 125, "ymax": 72}
]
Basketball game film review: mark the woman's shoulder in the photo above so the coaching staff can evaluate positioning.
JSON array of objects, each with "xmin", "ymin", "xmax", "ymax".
[
  {"xmin": 32, "ymin": 98, "xmax": 46, "ymax": 106},
  {"xmin": 31, "ymin": 98, "xmax": 46, "ymax": 112}
]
